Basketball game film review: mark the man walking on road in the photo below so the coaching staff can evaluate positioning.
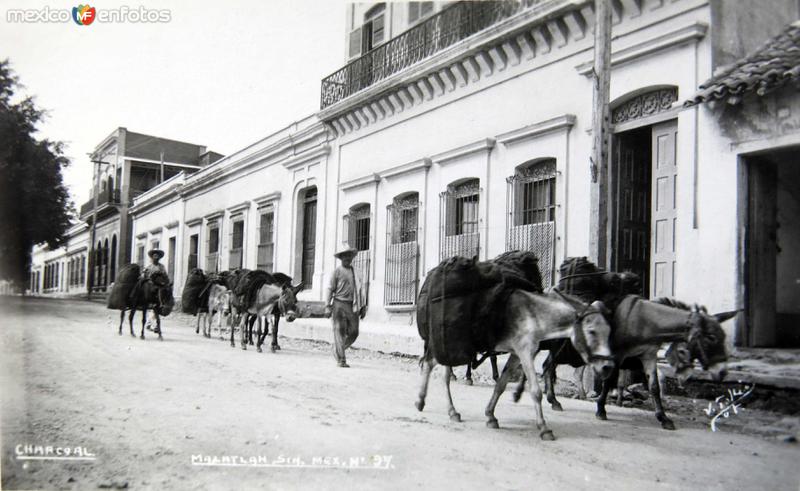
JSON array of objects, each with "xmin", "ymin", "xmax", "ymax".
[
  {"xmin": 324, "ymin": 247, "xmax": 367, "ymax": 368},
  {"xmin": 140, "ymin": 249, "xmax": 166, "ymax": 333}
]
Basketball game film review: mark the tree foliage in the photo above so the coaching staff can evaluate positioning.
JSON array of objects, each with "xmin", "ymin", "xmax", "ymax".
[{"xmin": 0, "ymin": 59, "xmax": 73, "ymax": 287}]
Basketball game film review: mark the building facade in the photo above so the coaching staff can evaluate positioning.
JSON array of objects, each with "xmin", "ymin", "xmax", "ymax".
[
  {"xmin": 29, "ymin": 128, "xmax": 220, "ymax": 295},
  {"xmin": 31, "ymin": 0, "xmax": 799, "ymax": 349}
]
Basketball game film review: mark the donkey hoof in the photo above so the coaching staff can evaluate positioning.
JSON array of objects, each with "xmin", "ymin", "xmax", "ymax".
[
  {"xmin": 158, "ymin": 336, "xmax": 163, "ymax": 341},
  {"xmin": 550, "ymin": 401, "xmax": 564, "ymax": 412},
  {"xmin": 486, "ymin": 419, "xmax": 499, "ymax": 429},
  {"xmin": 596, "ymin": 412, "xmax": 607, "ymax": 421},
  {"xmin": 139, "ymin": 335, "xmax": 145, "ymax": 340},
  {"xmin": 257, "ymin": 346, "xmax": 263, "ymax": 353},
  {"xmin": 540, "ymin": 429, "xmax": 556, "ymax": 441},
  {"xmin": 661, "ymin": 420, "xmax": 676, "ymax": 431},
  {"xmin": 464, "ymin": 378, "xmax": 473, "ymax": 386},
  {"xmin": 230, "ymin": 343, "xmax": 235, "ymax": 348},
  {"xmin": 241, "ymin": 345, "xmax": 247, "ymax": 351},
  {"xmin": 449, "ymin": 412, "xmax": 462, "ymax": 423},
  {"xmin": 118, "ymin": 331, "xmax": 122, "ymax": 336},
  {"xmin": 270, "ymin": 346, "xmax": 277, "ymax": 353},
  {"xmin": 414, "ymin": 400, "xmax": 425, "ymax": 412},
  {"xmin": 273, "ymin": 344, "xmax": 281, "ymax": 351}
]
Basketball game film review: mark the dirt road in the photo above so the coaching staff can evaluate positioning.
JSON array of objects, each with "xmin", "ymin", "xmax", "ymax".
[{"xmin": 1, "ymin": 297, "xmax": 798, "ymax": 490}]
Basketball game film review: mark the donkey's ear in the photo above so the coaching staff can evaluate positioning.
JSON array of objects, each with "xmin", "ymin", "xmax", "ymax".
[
  {"xmin": 712, "ymin": 310, "xmax": 738, "ymax": 323},
  {"xmin": 471, "ymin": 255, "xmax": 479, "ymax": 264},
  {"xmin": 291, "ymin": 282, "xmax": 304, "ymax": 294}
]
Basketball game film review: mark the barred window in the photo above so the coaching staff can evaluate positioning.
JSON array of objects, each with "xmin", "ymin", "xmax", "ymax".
[
  {"xmin": 390, "ymin": 193, "xmax": 419, "ymax": 244},
  {"xmin": 515, "ymin": 159, "xmax": 556, "ymax": 225},
  {"xmin": 188, "ymin": 234, "xmax": 199, "ymax": 271},
  {"xmin": 208, "ymin": 225, "xmax": 219, "ymax": 254},
  {"xmin": 257, "ymin": 209, "xmax": 275, "ymax": 272},
  {"xmin": 346, "ymin": 204, "xmax": 371, "ymax": 251},
  {"xmin": 447, "ymin": 179, "xmax": 480, "ymax": 236}
]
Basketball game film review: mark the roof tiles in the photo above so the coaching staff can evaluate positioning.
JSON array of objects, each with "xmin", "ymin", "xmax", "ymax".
[{"xmin": 685, "ymin": 20, "xmax": 800, "ymax": 106}]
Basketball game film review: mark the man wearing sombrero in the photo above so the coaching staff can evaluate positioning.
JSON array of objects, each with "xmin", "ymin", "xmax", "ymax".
[
  {"xmin": 324, "ymin": 247, "xmax": 367, "ymax": 368},
  {"xmin": 141, "ymin": 249, "xmax": 167, "ymax": 332},
  {"xmin": 144, "ymin": 249, "xmax": 166, "ymax": 278}
]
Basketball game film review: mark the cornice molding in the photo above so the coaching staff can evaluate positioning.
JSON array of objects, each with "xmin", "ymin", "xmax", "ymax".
[
  {"xmin": 204, "ymin": 210, "xmax": 224, "ymax": 221},
  {"xmin": 380, "ymin": 158, "xmax": 432, "ymax": 180},
  {"xmin": 227, "ymin": 200, "xmax": 251, "ymax": 214},
  {"xmin": 281, "ymin": 145, "xmax": 331, "ymax": 171},
  {"xmin": 340, "ymin": 173, "xmax": 381, "ymax": 191},
  {"xmin": 496, "ymin": 114, "xmax": 576, "ymax": 145},
  {"xmin": 432, "ymin": 138, "xmax": 496, "ymax": 165},
  {"xmin": 185, "ymin": 217, "xmax": 203, "ymax": 227},
  {"xmin": 575, "ymin": 22, "xmax": 708, "ymax": 76},
  {"xmin": 254, "ymin": 191, "xmax": 282, "ymax": 207},
  {"xmin": 165, "ymin": 221, "xmax": 179, "ymax": 229}
]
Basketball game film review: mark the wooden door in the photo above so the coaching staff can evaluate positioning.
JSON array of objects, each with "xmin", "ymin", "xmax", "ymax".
[
  {"xmin": 650, "ymin": 121, "xmax": 678, "ymax": 298},
  {"xmin": 747, "ymin": 158, "xmax": 777, "ymax": 346},
  {"xmin": 301, "ymin": 189, "xmax": 317, "ymax": 288},
  {"xmin": 612, "ymin": 127, "xmax": 651, "ymax": 292}
]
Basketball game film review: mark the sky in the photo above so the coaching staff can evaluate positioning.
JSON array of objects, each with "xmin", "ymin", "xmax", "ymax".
[{"xmin": 0, "ymin": 0, "xmax": 347, "ymax": 208}]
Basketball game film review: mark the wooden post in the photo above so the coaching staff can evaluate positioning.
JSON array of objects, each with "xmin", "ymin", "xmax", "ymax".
[{"xmin": 589, "ymin": 0, "xmax": 612, "ymax": 267}]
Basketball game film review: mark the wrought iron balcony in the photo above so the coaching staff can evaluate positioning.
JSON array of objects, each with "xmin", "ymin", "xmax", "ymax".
[
  {"xmin": 320, "ymin": 0, "xmax": 544, "ymax": 110},
  {"xmin": 79, "ymin": 188, "xmax": 121, "ymax": 218}
]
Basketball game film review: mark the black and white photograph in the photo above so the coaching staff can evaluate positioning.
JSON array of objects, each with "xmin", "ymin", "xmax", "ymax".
[{"xmin": 1, "ymin": 0, "xmax": 799, "ymax": 489}]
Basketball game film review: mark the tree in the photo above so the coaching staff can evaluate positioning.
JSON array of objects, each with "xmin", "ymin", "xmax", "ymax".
[{"xmin": 0, "ymin": 59, "xmax": 73, "ymax": 289}]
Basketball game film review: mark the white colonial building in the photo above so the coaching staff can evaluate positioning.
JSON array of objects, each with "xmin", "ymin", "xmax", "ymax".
[{"xmin": 32, "ymin": 0, "xmax": 800, "ymax": 350}]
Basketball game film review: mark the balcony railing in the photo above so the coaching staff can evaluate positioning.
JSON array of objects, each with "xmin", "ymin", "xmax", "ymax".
[
  {"xmin": 79, "ymin": 188, "xmax": 121, "ymax": 217},
  {"xmin": 320, "ymin": 0, "xmax": 544, "ymax": 110}
]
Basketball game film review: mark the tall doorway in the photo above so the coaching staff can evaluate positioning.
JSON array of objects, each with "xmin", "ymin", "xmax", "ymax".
[
  {"xmin": 300, "ymin": 186, "xmax": 318, "ymax": 288},
  {"xmin": 610, "ymin": 120, "xmax": 678, "ymax": 298},
  {"xmin": 743, "ymin": 148, "xmax": 800, "ymax": 347}
]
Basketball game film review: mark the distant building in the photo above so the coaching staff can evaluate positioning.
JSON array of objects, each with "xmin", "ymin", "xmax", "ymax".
[{"xmin": 29, "ymin": 128, "xmax": 221, "ymax": 295}]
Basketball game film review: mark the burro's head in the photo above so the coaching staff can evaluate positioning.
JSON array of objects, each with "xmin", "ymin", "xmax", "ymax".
[
  {"xmin": 570, "ymin": 299, "xmax": 615, "ymax": 380},
  {"xmin": 278, "ymin": 283, "xmax": 304, "ymax": 322},
  {"xmin": 681, "ymin": 306, "xmax": 735, "ymax": 382}
]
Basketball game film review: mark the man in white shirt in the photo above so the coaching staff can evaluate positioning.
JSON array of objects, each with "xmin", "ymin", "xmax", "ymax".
[{"xmin": 324, "ymin": 247, "xmax": 367, "ymax": 368}]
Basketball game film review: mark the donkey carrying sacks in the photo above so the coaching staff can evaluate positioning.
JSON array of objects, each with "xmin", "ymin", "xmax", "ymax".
[
  {"xmin": 419, "ymin": 255, "xmax": 540, "ymax": 367},
  {"xmin": 106, "ymin": 264, "xmax": 141, "ymax": 310}
]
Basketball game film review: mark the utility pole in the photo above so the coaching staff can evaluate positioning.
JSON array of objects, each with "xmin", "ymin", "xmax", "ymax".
[{"xmin": 589, "ymin": 0, "xmax": 612, "ymax": 268}]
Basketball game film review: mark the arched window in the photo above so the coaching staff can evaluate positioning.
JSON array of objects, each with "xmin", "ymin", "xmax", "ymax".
[
  {"xmin": 102, "ymin": 238, "xmax": 109, "ymax": 287},
  {"xmin": 110, "ymin": 235, "xmax": 117, "ymax": 281},
  {"xmin": 512, "ymin": 158, "xmax": 556, "ymax": 226},
  {"xmin": 505, "ymin": 158, "xmax": 557, "ymax": 287},
  {"xmin": 389, "ymin": 192, "xmax": 419, "ymax": 244},
  {"xmin": 344, "ymin": 203, "xmax": 371, "ymax": 251},
  {"xmin": 385, "ymin": 192, "xmax": 420, "ymax": 306},
  {"xmin": 440, "ymin": 178, "xmax": 480, "ymax": 259}
]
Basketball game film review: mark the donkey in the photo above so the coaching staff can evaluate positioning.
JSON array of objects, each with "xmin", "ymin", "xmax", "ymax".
[
  {"xmin": 233, "ymin": 280, "xmax": 302, "ymax": 351},
  {"xmin": 117, "ymin": 271, "xmax": 174, "ymax": 340},
  {"xmin": 498, "ymin": 295, "xmax": 735, "ymax": 430},
  {"xmin": 416, "ymin": 289, "xmax": 615, "ymax": 440},
  {"xmin": 243, "ymin": 273, "xmax": 295, "ymax": 349},
  {"xmin": 199, "ymin": 284, "xmax": 231, "ymax": 338}
]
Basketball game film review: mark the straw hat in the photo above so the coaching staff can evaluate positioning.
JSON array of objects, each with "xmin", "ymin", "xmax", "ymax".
[
  {"xmin": 334, "ymin": 247, "xmax": 358, "ymax": 259},
  {"xmin": 147, "ymin": 249, "xmax": 165, "ymax": 260}
]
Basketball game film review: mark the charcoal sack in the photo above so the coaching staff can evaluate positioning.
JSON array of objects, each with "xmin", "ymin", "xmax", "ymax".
[
  {"xmin": 181, "ymin": 268, "xmax": 206, "ymax": 314},
  {"xmin": 106, "ymin": 264, "xmax": 141, "ymax": 310}
]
